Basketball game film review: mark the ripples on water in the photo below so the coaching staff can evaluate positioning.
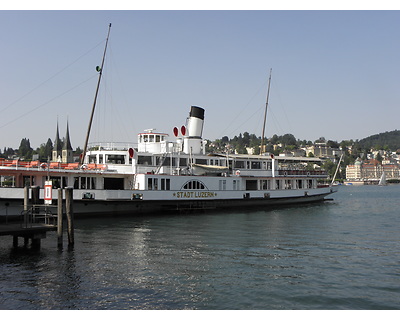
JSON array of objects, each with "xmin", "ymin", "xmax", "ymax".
[{"xmin": 0, "ymin": 185, "xmax": 399, "ymax": 310}]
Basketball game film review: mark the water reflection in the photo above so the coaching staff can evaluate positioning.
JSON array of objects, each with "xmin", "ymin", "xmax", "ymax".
[{"xmin": 1, "ymin": 187, "xmax": 399, "ymax": 309}]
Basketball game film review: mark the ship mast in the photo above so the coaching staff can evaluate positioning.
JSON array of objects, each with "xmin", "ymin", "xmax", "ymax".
[
  {"xmin": 80, "ymin": 23, "xmax": 112, "ymax": 165},
  {"xmin": 260, "ymin": 68, "xmax": 272, "ymax": 155}
]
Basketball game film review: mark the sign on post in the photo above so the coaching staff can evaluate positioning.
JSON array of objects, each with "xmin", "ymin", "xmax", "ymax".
[{"xmin": 44, "ymin": 181, "xmax": 52, "ymax": 205}]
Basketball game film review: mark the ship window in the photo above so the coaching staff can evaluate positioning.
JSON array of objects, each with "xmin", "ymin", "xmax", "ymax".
[
  {"xmin": 49, "ymin": 176, "xmax": 64, "ymax": 189},
  {"xmin": 261, "ymin": 180, "xmax": 271, "ymax": 190},
  {"xmin": 149, "ymin": 135, "xmax": 154, "ymax": 142},
  {"xmin": 90, "ymin": 177, "xmax": 95, "ymax": 189},
  {"xmin": 234, "ymin": 161, "xmax": 245, "ymax": 169},
  {"xmin": 89, "ymin": 155, "xmax": 96, "ymax": 164},
  {"xmin": 245, "ymin": 180, "xmax": 257, "ymax": 191},
  {"xmin": 161, "ymin": 178, "xmax": 171, "ymax": 190},
  {"xmin": 106, "ymin": 155, "xmax": 126, "ymax": 164},
  {"xmin": 74, "ymin": 177, "xmax": 79, "ymax": 189},
  {"xmin": 143, "ymin": 135, "xmax": 148, "ymax": 142},
  {"xmin": 182, "ymin": 180, "xmax": 206, "ymax": 190},
  {"xmin": 104, "ymin": 178, "xmax": 124, "ymax": 190},
  {"xmin": 179, "ymin": 158, "xmax": 188, "ymax": 166},
  {"xmin": 148, "ymin": 178, "xmax": 158, "ymax": 190},
  {"xmin": 75, "ymin": 177, "xmax": 95, "ymax": 189},
  {"xmin": 276, "ymin": 180, "xmax": 281, "ymax": 190},
  {"xmin": 251, "ymin": 161, "xmax": 261, "ymax": 169},
  {"xmin": 285, "ymin": 180, "xmax": 292, "ymax": 189},
  {"xmin": 138, "ymin": 156, "xmax": 152, "ymax": 165},
  {"xmin": 156, "ymin": 135, "xmax": 160, "ymax": 142},
  {"xmin": 210, "ymin": 159, "xmax": 219, "ymax": 166},
  {"xmin": 195, "ymin": 158, "xmax": 207, "ymax": 165},
  {"xmin": 79, "ymin": 177, "xmax": 96, "ymax": 189},
  {"xmin": 161, "ymin": 157, "xmax": 176, "ymax": 166}
]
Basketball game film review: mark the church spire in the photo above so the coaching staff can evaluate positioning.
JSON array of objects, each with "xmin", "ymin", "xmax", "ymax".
[
  {"xmin": 54, "ymin": 121, "xmax": 62, "ymax": 152},
  {"xmin": 62, "ymin": 120, "xmax": 73, "ymax": 163},
  {"xmin": 52, "ymin": 120, "xmax": 62, "ymax": 162},
  {"xmin": 63, "ymin": 120, "xmax": 73, "ymax": 151}
]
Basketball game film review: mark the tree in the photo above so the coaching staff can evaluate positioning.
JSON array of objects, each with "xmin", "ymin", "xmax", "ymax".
[
  {"xmin": 270, "ymin": 134, "xmax": 279, "ymax": 144},
  {"xmin": 18, "ymin": 138, "xmax": 33, "ymax": 160},
  {"xmin": 322, "ymin": 159, "xmax": 336, "ymax": 179},
  {"xmin": 281, "ymin": 134, "xmax": 297, "ymax": 146},
  {"xmin": 315, "ymin": 137, "xmax": 326, "ymax": 143},
  {"xmin": 327, "ymin": 140, "xmax": 339, "ymax": 148},
  {"xmin": 1, "ymin": 147, "xmax": 15, "ymax": 158},
  {"xmin": 37, "ymin": 138, "xmax": 53, "ymax": 161}
]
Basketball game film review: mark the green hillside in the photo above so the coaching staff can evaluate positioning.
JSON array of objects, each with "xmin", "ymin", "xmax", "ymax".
[{"xmin": 357, "ymin": 130, "xmax": 400, "ymax": 151}]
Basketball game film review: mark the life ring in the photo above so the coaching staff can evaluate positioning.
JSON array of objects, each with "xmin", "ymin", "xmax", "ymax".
[
  {"xmin": 235, "ymin": 170, "xmax": 240, "ymax": 176},
  {"xmin": 40, "ymin": 163, "xmax": 47, "ymax": 169},
  {"xmin": 80, "ymin": 164, "xmax": 88, "ymax": 170},
  {"xmin": 284, "ymin": 171, "xmax": 287, "ymax": 176},
  {"xmin": 307, "ymin": 172, "xmax": 310, "ymax": 176}
]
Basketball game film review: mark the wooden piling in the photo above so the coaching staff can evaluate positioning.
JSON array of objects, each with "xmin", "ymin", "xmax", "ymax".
[
  {"xmin": 23, "ymin": 186, "xmax": 29, "ymax": 226},
  {"xmin": 31, "ymin": 186, "xmax": 40, "ymax": 205},
  {"xmin": 57, "ymin": 188, "xmax": 63, "ymax": 248},
  {"xmin": 24, "ymin": 186, "xmax": 29, "ymax": 211},
  {"xmin": 65, "ymin": 187, "xmax": 74, "ymax": 247}
]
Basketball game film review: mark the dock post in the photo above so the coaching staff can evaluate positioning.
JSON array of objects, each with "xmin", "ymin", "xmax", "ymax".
[
  {"xmin": 57, "ymin": 188, "xmax": 63, "ymax": 249},
  {"xmin": 31, "ymin": 186, "xmax": 40, "ymax": 225},
  {"xmin": 65, "ymin": 187, "xmax": 74, "ymax": 248},
  {"xmin": 31, "ymin": 185, "xmax": 40, "ymax": 206},
  {"xmin": 23, "ymin": 186, "xmax": 29, "ymax": 226},
  {"xmin": 24, "ymin": 186, "xmax": 29, "ymax": 210}
]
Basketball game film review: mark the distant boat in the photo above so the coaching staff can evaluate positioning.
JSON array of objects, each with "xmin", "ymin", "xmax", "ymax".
[{"xmin": 378, "ymin": 172, "xmax": 387, "ymax": 186}]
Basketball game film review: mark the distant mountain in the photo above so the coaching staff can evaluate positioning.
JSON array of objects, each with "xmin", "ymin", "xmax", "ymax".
[{"xmin": 357, "ymin": 130, "xmax": 400, "ymax": 151}]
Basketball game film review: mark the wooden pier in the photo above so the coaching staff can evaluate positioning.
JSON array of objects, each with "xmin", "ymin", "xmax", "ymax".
[
  {"xmin": 0, "ymin": 222, "xmax": 57, "ymax": 249},
  {"xmin": 0, "ymin": 186, "xmax": 74, "ymax": 249}
]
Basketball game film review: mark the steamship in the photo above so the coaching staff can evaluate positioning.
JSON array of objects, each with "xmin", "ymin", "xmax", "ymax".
[{"xmin": 0, "ymin": 106, "xmax": 337, "ymax": 218}]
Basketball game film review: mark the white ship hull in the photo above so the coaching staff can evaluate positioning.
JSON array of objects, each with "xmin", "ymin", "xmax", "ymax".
[{"xmin": 0, "ymin": 185, "xmax": 336, "ymax": 218}]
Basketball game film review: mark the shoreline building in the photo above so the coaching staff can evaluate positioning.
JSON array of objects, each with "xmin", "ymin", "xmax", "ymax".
[{"xmin": 346, "ymin": 158, "xmax": 400, "ymax": 183}]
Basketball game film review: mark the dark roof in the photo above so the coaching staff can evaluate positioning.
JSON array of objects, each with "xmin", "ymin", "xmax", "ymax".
[
  {"xmin": 63, "ymin": 121, "xmax": 73, "ymax": 151},
  {"xmin": 54, "ymin": 123, "xmax": 62, "ymax": 152}
]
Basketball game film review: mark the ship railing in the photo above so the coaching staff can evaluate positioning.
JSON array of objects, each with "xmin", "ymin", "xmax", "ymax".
[
  {"xmin": 278, "ymin": 169, "xmax": 327, "ymax": 176},
  {"xmin": 0, "ymin": 159, "xmax": 108, "ymax": 172},
  {"xmin": 88, "ymin": 142, "xmax": 137, "ymax": 151}
]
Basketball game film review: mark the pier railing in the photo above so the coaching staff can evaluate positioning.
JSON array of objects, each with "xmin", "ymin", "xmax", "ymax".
[{"xmin": 20, "ymin": 205, "xmax": 58, "ymax": 228}]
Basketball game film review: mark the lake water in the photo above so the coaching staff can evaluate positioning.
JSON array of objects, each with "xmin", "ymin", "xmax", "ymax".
[{"xmin": 0, "ymin": 185, "xmax": 399, "ymax": 310}]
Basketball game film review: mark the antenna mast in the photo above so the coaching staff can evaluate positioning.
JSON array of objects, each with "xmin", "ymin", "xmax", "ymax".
[
  {"xmin": 80, "ymin": 23, "xmax": 112, "ymax": 165},
  {"xmin": 260, "ymin": 68, "xmax": 272, "ymax": 155}
]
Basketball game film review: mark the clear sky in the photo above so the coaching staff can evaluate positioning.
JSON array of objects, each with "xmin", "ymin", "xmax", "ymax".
[{"xmin": 1, "ymin": 7, "xmax": 400, "ymax": 150}]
